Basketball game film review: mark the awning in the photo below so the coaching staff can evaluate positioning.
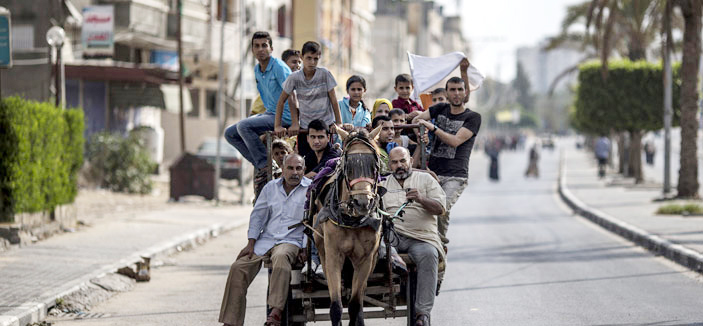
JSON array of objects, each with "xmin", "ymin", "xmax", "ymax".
[
  {"xmin": 66, "ymin": 61, "xmax": 179, "ymax": 84},
  {"xmin": 110, "ymin": 82, "xmax": 165, "ymax": 109}
]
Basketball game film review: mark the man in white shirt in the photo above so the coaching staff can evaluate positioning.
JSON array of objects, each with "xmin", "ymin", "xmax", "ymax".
[{"xmin": 219, "ymin": 154, "xmax": 310, "ymax": 326}]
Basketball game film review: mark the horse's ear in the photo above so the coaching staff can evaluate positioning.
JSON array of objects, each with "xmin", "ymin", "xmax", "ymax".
[
  {"xmin": 334, "ymin": 124, "xmax": 349, "ymax": 142},
  {"xmin": 377, "ymin": 186, "xmax": 387, "ymax": 197},
  {"xmin": 369, "ymin": 124, "xmax": 382, "ymax": 140}
]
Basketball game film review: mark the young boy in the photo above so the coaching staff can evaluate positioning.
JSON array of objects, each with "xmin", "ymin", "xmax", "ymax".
[
  {"xmin": 389, "ymin": 108, "xmax": 412, "ymax": 148},
  {"xmin": 391, "ymin": 74, "xmax": 423, "ymax": 120},
  {"xmin": 282, "ymin": 49, "xmax": 302, "ymax": 72},
  {"xmin": 274, "ymin": 41, "xmax": 342, "ymax": 137},
  {"xmin": 431, "ymin": 88, "xmax": 448, "ymax": 105}
]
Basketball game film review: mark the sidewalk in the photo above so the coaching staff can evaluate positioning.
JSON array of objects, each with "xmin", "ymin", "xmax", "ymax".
[
  {"xmin": 559, "ymin": 144, "xmax": 703, "ymax": 274},
  {"xmin": 0, "ymin": 185, "xmax": 254, "ymax": 326}
]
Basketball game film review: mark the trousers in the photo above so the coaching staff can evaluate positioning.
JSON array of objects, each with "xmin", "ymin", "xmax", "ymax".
[{"xmin": 219, "ymin": 243, "xmax": 299, "ymax": 326}]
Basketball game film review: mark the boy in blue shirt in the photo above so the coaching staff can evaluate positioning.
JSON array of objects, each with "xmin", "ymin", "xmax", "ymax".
[{"xmin": 224, "ymin": 31, "xmax": 296, "ymax": 171}]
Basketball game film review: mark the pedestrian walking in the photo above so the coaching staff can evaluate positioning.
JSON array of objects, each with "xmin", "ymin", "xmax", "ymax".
[
  {"xmin": 525, "ymin": 144, "xmax": 540, "ymax": 178},
  {"xmin": 595, "ymin": 136, "xmax": 611, "ymax": 178},
  {"xmin": 486, "ymin": 140, "xmax": 500, "ymax": 181},
  {"xmin": 644, "ymin": 138, "xmax": 656, "ymax": 166}
]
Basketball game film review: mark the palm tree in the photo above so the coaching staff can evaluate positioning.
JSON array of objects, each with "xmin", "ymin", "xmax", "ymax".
[
  {"xmin": 675, "ymin": 0, "xmax": 700, "ymax": 198},
  {"xmin": 548, "ymin": 0, "xmax": 666, "ymax": 183}
]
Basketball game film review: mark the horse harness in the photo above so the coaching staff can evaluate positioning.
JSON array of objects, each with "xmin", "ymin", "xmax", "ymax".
[{"xmin": 317, "ymin": 135, "xmax": 383, "ymax": 231}]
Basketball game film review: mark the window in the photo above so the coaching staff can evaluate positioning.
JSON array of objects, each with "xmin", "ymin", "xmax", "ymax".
[
  {"xmin": 188, "ymin": 89, "xmax": 200, "ymax": 117},
  {"xmin": 206, "ymin": 90, "xmax": 217, "ymax": 117},
  {"xmin": 12, "ymin": 25, "xmax": 34, "ymax": 50}
]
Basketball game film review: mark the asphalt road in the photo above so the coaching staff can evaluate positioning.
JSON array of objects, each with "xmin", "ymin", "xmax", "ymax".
[{"xmin": 49, "ymin": 139, "xmax": 703, "ymax": 326}]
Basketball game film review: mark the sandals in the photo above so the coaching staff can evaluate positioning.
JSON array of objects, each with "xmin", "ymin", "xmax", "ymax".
[
  {"xmin": 263, "ymin": 314, "xmax": 281, "ymax": 326},
  {"xmin": 415, "ymin": 313, "xmax": 430, "ymax": 326}
]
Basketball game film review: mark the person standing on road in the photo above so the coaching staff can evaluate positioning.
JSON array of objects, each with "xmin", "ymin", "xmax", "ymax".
[
  {"xmin": 381, "ymin": 147, "xmax": 446, "ymax": 326},
  {"xmin": 525, "ymin": 144, "xmax": 540, "ymax": 178},
  {"xmin": 219, "ymin": 154, "xmax": 310, "ymax": 326},
  {"xmin": 644, "ymin": 138, "xmax": 656, "ymax": 166},
  {"xmin": 412, "ymin": 68, "xmax": 481, "ymax": 246},
  {"xmin": 595, "ymin": 136, "xmax": 611, "ymax": 178}
]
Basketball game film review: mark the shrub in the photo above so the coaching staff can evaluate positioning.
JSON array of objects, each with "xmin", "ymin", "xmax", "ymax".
[
  {"xmin": 572, "ymin": 60, "xmax": 681, "ymax": 135},
  {"xmin": 85, "ymin": 132, "xmax": 154, "ymax": 194},
  {"xmin": 656, "ymin": 203, "xmax": 703, "ymax": 215},
  {"xmin": 0, "ymin": 97, "xmax": 84, "ymax": 221}
]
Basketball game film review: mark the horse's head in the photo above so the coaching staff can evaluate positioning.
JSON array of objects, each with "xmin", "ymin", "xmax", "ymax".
[{"xmin": 336, "ymin": 127, "xmax": 383, "ymax": 217}]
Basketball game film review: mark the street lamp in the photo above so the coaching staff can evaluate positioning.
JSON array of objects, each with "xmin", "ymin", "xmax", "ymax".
[{"xmin": 46, "ymin": 26, "xmax": 65, "ymax": 109}]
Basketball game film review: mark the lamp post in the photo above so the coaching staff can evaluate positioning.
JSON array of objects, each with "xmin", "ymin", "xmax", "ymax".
[{"xmin": 46, "ymin": 26, "xmax": 65, "ymax": 109}]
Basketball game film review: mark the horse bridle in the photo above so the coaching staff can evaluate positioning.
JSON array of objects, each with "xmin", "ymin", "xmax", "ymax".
[{"xmin": 336, "ymin": 136, "xmax": 382, "ymax": 221}]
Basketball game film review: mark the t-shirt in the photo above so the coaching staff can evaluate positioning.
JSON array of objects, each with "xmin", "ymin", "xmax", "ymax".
[
  {"xmin": 392, "ymin": 98, "xmax": 423, "ymax": 114},
  {"xmin": 428, "ymin": 103, "xmax": 481, "ymax": 178},
  {"xmin": 249, "ymin": 96, "xmax": 266, "ymax": 116},
  {"xmin": 255, "ymin": 57, "xmax": 291, "ymax": 124},
  {"xmin": 283, "ymin": 67, "xmax": 338, "ymax": 129}
]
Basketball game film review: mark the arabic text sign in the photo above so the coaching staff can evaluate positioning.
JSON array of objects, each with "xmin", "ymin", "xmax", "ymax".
[{"xmin": 82, "ymin": 5, "xmax": 114, "ymax": 57}]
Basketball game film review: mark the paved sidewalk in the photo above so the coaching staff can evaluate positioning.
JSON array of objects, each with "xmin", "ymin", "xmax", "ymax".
[
  {"xmin": 559, "ymin": 143, "xmax": 703, "ymax": 274},
  {"xmin": 0, "ymin": 201, "xmax": 253, "ymax": 326}
]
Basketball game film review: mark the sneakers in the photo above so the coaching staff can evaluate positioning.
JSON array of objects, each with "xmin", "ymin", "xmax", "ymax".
[{"xmin": 301, "ymin": 261, "xmax": 325, "ymax": 279}]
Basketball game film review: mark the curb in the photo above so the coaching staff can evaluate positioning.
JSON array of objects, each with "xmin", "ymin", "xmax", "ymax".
[
  {"xmin": 558, "ymin": 152, "xmax": 703, "ymax": 275},
  {"xmin": 0, "ymin": 217, "xmax": 249, "ymax": 326}
]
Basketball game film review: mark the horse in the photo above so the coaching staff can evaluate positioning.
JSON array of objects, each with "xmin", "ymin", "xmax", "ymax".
[{"xmin": 308, "ymin": 126, "xmax": 384, "ymax": 326}]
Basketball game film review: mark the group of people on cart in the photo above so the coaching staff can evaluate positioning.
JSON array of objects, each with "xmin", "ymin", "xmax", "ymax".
[{"xmin": 218, "ymin": 31, "xmax": 481, "ymax": 326}]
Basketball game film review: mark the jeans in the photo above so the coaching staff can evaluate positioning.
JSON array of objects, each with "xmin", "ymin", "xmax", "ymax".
[{"xmin": 224, "ymin": 113, "xmax": 290, "ymax": 170}]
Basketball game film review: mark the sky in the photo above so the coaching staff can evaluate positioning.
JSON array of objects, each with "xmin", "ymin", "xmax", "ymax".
[{"xmin": 436, "ymin": 0, "xmax": 584, "ymax": 83}]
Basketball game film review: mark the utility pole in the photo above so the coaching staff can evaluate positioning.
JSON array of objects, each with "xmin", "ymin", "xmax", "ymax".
[
  {"xmin": 663, "ymin": 0, "xmax": 673, "ymax": 195},
  {"xmin": 177, "ymin": 0, "xmax": 186, "ymax": 153},
  {"xmin": 214, "ymin": 0, "xmax": 226, "ymax": 202},
  {"xmin": 238, "ymin": 0, "xmax": 246, "ymax": 205}
]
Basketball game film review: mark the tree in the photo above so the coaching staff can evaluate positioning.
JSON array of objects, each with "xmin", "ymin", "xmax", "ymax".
[
  {"xmin": 674, "ymin": 0, "xmax": 700, "ymax": 198},
  {"xmin": 513, "ymin": 62, "xmax": 534, "ymax": 112},
  {"xmin": 573, "ymin": 60, "xmax": 681, "ymax": 182},
  {"xmin": 551, "ymin": 0, "xmax": 675, "ymax": 179}
]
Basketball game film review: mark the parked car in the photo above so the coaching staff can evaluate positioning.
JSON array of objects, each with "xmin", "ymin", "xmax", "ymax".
[
  {"xmin": 195, "ymin": 138, "xmax": 243, "ymax": 181},
  {"xmin": 541, "ymin": 135, "xmax": 555, "ymax": 150}
]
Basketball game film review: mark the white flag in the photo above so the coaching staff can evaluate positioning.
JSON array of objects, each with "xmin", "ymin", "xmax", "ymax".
[{"xmin": 407, "ymin": 51, "xmax": 485, "ymax": 100}]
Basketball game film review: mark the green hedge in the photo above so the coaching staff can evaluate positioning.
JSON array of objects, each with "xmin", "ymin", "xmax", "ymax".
[
  {"xmin": 572, "ymin": 60, "xmax": 681, "ymax": 135},
  {"xmin": 0, "ymin": 97, "xmax": 84, "ymax": 222}
]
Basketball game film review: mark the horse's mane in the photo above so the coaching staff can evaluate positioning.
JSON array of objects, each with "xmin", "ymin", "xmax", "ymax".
[{"xmin": 343, "ymin": 129, "xmax": 381, "ymax": 154}]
